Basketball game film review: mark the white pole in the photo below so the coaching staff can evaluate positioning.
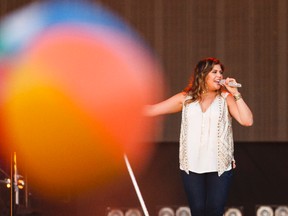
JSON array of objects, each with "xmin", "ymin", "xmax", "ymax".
[{"xmin": 124, "ymin": 154, "xmax": 149, "ymax": 216}]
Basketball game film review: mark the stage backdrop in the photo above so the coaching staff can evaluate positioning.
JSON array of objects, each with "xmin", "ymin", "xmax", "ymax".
[{"xmin": 1, "ymin": 0, "xmax": 288, "ymax": 142}]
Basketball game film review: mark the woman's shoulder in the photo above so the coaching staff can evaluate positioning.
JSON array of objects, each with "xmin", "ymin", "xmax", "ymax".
[
  {"xmin": 171, "ymin": 92, "xmax": 189, "ymax": 99},
  {"xmin": 179, "ymin": 92, "xmax": 193, "ymax": 102},
  {"xmin": 164, "ymin": 92, "xmax": 187, "ymax": 105}
]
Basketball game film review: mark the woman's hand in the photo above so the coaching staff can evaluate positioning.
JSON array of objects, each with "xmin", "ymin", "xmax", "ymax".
[
  {"xmin": 225, "ymin": 77, "xmax": 254, "ymax": 127},
  {"xmin": 232, "ymin": 160, "xmax": 236, "ymax": 169},
  {"xmin": 222, "ymin": 77, "xmax": 239, "ymax": 96}
]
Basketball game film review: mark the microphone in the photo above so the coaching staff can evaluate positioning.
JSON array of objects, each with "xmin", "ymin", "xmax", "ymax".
[{"xmin": 218, "ymin": 79, "xmax": 242, "ymax": 88}]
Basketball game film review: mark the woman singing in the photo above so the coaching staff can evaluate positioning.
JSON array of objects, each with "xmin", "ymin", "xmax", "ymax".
[{"xmin": 145, "ymin": 57, "xmax": 253, "ymax": 216}]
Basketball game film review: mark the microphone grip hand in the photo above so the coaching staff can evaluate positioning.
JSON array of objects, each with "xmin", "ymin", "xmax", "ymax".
[{"xmin": 218, "ymin": 79, "xmax": 242, "ymax": 88}]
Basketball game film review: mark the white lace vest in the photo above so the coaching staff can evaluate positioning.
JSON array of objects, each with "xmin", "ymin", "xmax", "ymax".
[{"xmin": 179, "ymin": 92, "xmax": 234, "ymax": 176}]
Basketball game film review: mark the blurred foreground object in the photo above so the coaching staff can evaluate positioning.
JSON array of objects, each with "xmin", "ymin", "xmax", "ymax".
[{"xmin": 0, "ymin": 0, "xmax": 163, "ymax": 196}]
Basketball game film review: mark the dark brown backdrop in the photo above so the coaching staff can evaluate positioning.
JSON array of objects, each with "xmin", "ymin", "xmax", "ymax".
[
  {"xmin": 1, "ymin": 0, "xmax": 287, "ymax": 142},
  {"xmin": 94, "ymin": 0, "xmax": 288, "ymax": 142}
]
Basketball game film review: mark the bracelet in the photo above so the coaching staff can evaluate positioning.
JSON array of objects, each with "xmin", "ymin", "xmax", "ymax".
[{"xmin": 233, "ymin": 93, "xmax": 242, "ymax": 101}]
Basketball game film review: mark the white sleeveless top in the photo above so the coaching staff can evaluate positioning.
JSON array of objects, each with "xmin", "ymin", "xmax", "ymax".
[{"xmin": 179, "ymin": 92, "xmax": 234, "ymax": 176}]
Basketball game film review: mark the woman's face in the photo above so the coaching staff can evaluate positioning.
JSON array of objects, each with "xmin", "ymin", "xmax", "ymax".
[{"xmin": 205, "ymin": 64, "xmax": 223, "ymax": 91}]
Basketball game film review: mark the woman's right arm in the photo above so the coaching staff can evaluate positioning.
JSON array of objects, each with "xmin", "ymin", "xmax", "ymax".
[{"xmin": 144, "ymin": 92, "xmax": 186, "ymax": 117}]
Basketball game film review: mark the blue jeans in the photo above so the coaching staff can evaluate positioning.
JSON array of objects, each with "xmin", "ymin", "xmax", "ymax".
[{"xmin": 181, "ymin": 170, "xmax": 233, "ymax": 216}]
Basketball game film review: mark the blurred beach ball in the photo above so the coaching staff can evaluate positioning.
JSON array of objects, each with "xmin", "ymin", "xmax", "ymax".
[{"xmin": 0, "ymin": 1, "xmax": 163, "ymax": 195}]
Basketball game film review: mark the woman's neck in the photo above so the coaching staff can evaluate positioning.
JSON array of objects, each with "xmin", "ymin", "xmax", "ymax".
[{"xmin": 201, "ymin": 90, "xmax": 218, "ymax": 98}]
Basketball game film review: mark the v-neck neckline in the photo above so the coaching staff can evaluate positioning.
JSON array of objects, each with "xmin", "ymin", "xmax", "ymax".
[{"xmin": 199, "ymin": 95, "xmax": 218, "ymax": 113}]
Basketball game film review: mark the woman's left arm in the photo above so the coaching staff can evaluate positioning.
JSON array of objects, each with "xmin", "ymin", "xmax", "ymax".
[
  {"xmin": 226, "ymin": 93, "xmax": 253, "ymax": 126},
  {"xmin": 223, "ymin": 78, "xmax": 253, "ymax": 126}
]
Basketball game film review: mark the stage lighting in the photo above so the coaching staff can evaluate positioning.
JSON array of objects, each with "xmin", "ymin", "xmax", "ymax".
[
  {"xmin": 158, "ymin": 207, "xmax": 175, "ymax": 216},
  {"xmin": 224, "ymin": 207, "xmax": 243, "ymax": 216},
  {"xmin": 4, "ymin": 178, "xmax": 11, "ymax": 188},
  {"xmin": 256, "ymin": 206, "xmax": 274, "ymax": 216},
  {"xmin": 107, "ymin": 209, "xmax": 124, "ymax": 216},
  {"xmin": 125, "ymin": 208, "xmax": 142, "ymax": 216},
  {"xmin": 275, "ymin": 206, "xmax": 288, "ymax": 216},
  {"xmin": 17, "ymin": 179, "xmax": 25, "ymax": 189},
  {"xmin": 3, "ymin": 176, "xmax": 25, "ymax": 189},
  {"xmin": 17, "ymin": 175, "xmax": 25, "ymax": 189},
  {"xmin": 175, "ymin": 206, "xmax": 191, "ymax": 216}
]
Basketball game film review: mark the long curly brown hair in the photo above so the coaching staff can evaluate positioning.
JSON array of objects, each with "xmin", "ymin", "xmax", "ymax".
[{"xmin": 183, "ymin": 57, "xmax": 224, "ymax": 104}]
